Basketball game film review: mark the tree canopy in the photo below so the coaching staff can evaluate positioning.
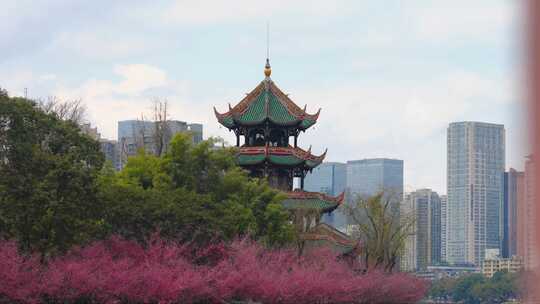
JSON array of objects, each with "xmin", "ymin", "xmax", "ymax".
[
  {"xmin": 0, "ymin": 93, "xmax": 105, "ymax": 255},
  {"xmin": 99, "ymin": 133, "xmax": 294, "ymax": 246},
  {"xmin": 429, "ymin": 271, "xmax": 522, "ymax": 304},
  {"xmin": 0, "ymin": 93, "xmax": 293, "ymax": 256}
]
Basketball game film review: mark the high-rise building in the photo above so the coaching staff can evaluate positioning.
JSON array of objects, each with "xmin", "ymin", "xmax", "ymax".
[
  {"xmin": 521, "ymin": 156, "xmax": 538, "ymax": 270},
  {"xmin": 447, "ymin": 122, "xmax": 505, "ymax": 266},
  {"xmin": 304, "ymin": 162, "xmax": 347, "ymax": 196},
  {"xmin": 346, "ymin": 158, "xmax": 403, "ymax": 202},
  {"xmin": 118, "ymin": 120, "xmax": 203, "ymax": 168},
  {"xmin": 401, "ymin": 189, "xmax": 442, "ymax": 271},
  {"xmin": 503, "ymin": 169, "xmax": 524, "ymax": 258},
  {"xmin": 304, "ymin": 162, "xmax": 347, "ymax": 229},
  {"xmin": 99, "ymin": 139, "xmax": 121, "ymax": 171},
  {"xmin": 345, "ymin": 158, "xmax": 403, "ymax": 235},
  {"xmin": 440, "ymin": 195, "xmax": 448, "ymax": 263},
  {"xmin": 401, "ymin": 193, "xmax": 417, "ymax": 272}
]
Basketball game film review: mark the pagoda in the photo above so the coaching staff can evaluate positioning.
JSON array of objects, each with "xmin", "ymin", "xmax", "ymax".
[{"xmin": 214, "ymin": 59, "xmax": 345, "ymax": 242}]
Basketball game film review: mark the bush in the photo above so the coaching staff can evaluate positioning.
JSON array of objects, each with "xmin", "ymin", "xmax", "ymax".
[{"xmin": 0, "ymin": 236, "xmax": 427, "ymax": 304}]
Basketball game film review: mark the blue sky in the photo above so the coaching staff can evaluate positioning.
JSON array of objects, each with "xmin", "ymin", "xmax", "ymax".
[{"xmin": 1, "ymin": 0, "xmax": 526, "ymax": 193}]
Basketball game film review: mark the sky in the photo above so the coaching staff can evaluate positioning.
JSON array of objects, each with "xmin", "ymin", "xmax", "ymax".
[{"xmin": 0, "ymin": 0, "xmax": 527, "ymax": 194}]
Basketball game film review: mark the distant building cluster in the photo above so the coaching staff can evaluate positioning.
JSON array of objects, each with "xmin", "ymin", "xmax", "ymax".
[
  {"xmin": 82, "ymin": 120, "xmax": 203, "ymax": 170},
  {"xmin": 304, "ymin": 121, "xmax": 537, "ymax": 277},
  {"xmin": 481, "ymin": 249, "xmax": 523, "ymax": 278},
  {"xmin": 304, "ymin": 158, "xmax": 404, "ymax": 232}
]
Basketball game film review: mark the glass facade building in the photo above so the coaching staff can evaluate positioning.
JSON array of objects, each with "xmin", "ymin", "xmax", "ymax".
[
  {"xmin": 304, "ymin": 162, "xmax": 347, "ymax": 196},
  {"xmin": 447, "ymin": 122, "xmax": 505, "ymax": 266},
  {"xmin": 346, "ymin": 158, "xmax": 404, "ymax": 200},
  {"xmin": 304, "ymin": 162, "xmax": 347, "ymax": 230}
]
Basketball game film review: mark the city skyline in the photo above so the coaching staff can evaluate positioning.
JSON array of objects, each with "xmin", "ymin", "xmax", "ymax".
[{"xmin": 0, "ymin": 0, "xmax": 525, "ymax": 195}]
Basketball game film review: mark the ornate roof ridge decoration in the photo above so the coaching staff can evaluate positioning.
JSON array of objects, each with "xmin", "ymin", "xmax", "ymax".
[
  {"xmin": 268, "ymin": 81, "xmax": 321, "ymax": 121},
  {"xmin": 213, "ymin": 79, "xmax": 320, "ymax": 129},
  {"xmin": 238, "ymin": 144, "xmax": 327, "ymax": 163}
]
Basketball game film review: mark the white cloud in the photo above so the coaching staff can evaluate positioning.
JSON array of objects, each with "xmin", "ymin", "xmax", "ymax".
[
  {"xmin": 46, "ymin": 30, "xmax": 157, "ymax": 59},
  {"xmin": 114, "ymin": 64, "xmax": 169, "ymax": 95},
  {"xmin": 55, "ymin": 64, "xmax": 169, "ymax": 99},
  {"xmin": 0, "ymin": 0, "xmax": 523, "ymax": 195},
  {"xmin": 157, "ymin": 0, "xmax": 348, "ymax": 26},
  {"xmin": 279, "ymin": 69, "xmax": 520, "ymax": 193},
  {"xmin": 39, "ymin": 74, "xmax": 57, "ymax": 81},
  {"xmin": 409, "ymin": 1, "xmax": 518, "ymax": 44},
  {"xmin": 52, "ymin": 64, "xmax": 176, "ymax": 139}
]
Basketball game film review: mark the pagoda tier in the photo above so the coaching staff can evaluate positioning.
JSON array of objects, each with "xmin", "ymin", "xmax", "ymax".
[
  {"xmin": 214, "ymin": 59, "xmax": 342, "ymax": 221},
  {"xmin": 237, "ymin": 145, "xmax": 326, "ymax": 169},
  {"xmin": 214, "ymin": 79, "xmax": 320, "ymax": 131},
  {"xmin": 282, "ymin": 190, "xmax": 345, "ymax": 213}
]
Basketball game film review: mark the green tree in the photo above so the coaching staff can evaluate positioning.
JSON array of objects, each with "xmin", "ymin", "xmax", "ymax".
[
  {"xmin": 450, "ymin": 274, "xmax": 485, "ymax": 304},
  {"xmin": 0, "ymin": 93, "xmax": 105, "ymax": 256},
  {"xmin": 429, "ymin": 271, "xmax": 522, "ymax": 304},
  {"xmin": 429, "ymin": 277, "xmax": 455, "ymax": 302},
  {"xmin": 99, "ymin": 133, "xmax": 294, "ymax": 246},
  {"xmin": 472, "ymin": 271, "xmax": 519, "ymax": 304},
  {"xmin": 1, "ymin": 91, "xmax": 293, "ymax": 254}
]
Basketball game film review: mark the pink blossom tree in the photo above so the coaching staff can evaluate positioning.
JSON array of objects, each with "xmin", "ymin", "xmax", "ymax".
[{"xmin": 0, "ymin": 237, "xmax": 427, "ymax": 303}]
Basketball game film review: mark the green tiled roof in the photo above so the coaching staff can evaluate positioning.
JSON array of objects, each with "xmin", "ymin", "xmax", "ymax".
[
  {"xmin": 237, "ymin": 90, "xmax": 267, "ymax": 124},
  {"xmin": 234, "ymin": 90, "xmax": 300, "ymax": 126},
  {"xmin": 237, "ymin": 154, "xmax": 266, "ymax": 165},
  {"xmin": 236, "ymin": 154, "xmax": 319, "ymax": 168},
  {"xmin": 215, "ymin": 80, "xmax": 319, "ymax": 130},
  {"xmin": 281, "ymin": 190, "xmax": 344, "ymax": 213},
  {"xmin": 267, "ymin": 92, "xmax": 297, "ymax": 124},
  {"xmin": 268, "ymin": 155, "xmax": 305, "ymax": 166},
  {"xmin": 300, "ymin": 119, "xmax": 316, "ymax": 129},
  {"xmin": 235, "ymin": 146, "xmax": 324, "ymax": 169},
  {"xmin": 305, "ymin": 160, "xmax": 320, "ymax": 168},
  {"xmin": 220, "ymin": 116, "xmax": 234, "ymax": 128},
  {"xmin": 282, "ymin": 198, "xmax": 338, "ymax": 211}
]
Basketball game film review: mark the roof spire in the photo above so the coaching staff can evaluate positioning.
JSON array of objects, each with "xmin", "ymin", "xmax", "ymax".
[{"xmin": 264, "ymin": 21, "xmax": 272, "ymax": 77}]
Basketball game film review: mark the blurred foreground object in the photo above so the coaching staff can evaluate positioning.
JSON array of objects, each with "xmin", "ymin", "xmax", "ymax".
[{"xmin": 527, "ymin": 0, "xmax": 540, "ymax": 302}]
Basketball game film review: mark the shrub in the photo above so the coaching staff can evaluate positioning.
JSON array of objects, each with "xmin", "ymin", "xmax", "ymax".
[{"xmin": 0, "ymin": 237, "xmax": 427, "ymax": 303}]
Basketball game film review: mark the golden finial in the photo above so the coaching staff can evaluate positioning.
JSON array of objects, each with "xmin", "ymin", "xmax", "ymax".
[
  {"xmin": 264, "ymin": 58, "xmax": 271, "ymax": 77},
  {"xmin": 264, "ymin": 21, "xmax": 271, "ymax": 77}
]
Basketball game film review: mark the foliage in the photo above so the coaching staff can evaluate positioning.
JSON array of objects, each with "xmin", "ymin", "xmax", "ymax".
[
  {"xmin": 428, "ymin": 271, "xmax": 522, "ymax": 304},
  {"xmin": 99, "ymin": 133, "xmax": 294, "ymax": 247},
  {"xmin": 0, "ymin": 236, "xmax": 428, "ymax": 304},
  {"xmin": 0, "ymin": 93, "xmax": 105, "ymax": 256},
  {"xmin": 0, "ymin": 93, "xmax": 293, "ymax": 254},
  {"xmin": 344, "ymin": 192, "xmax": 413, "ymax": 272}
]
